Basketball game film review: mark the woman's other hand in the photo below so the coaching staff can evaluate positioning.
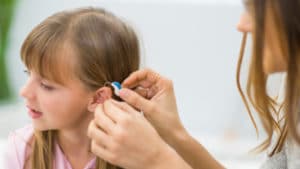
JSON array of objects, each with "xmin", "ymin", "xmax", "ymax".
[{"xmin": 87, "ymin": 99, "xmax": 191, "ymax": 169}]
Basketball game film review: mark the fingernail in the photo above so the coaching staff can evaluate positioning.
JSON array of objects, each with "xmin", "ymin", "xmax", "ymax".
[{"xmin": 119, "ymin": 88, "xmax": 128, "ymax": 98}]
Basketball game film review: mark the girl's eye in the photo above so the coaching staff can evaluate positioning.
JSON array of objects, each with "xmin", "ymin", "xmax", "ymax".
[
  {"xmin": 40, "ymin": 82, "xmax": 55, "ymax": 91},
  {"xmin": 23, "ymin": 69, "xmax": 30, "ymax": 75}
]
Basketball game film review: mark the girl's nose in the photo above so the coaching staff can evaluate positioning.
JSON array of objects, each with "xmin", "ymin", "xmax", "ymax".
[
  {"xmin": 237, "ymin": 11, "xmax": 253, "ymax": 33},
  {"xmin": 19, "ymin": 80, "xmax": 35, "ymax": 100}
]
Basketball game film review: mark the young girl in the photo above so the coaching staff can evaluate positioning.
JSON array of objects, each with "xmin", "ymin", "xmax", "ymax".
[{"xmin": 4, "ymin": 7, "xmax": 140, "ymax": 169}]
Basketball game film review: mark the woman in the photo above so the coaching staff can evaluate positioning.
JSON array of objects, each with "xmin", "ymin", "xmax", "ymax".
[{"xmin": 88, "ymin": 0, "xmax": 300, "ymax": 169}]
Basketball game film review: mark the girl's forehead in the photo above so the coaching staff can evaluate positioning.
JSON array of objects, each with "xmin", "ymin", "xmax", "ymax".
[{"xmin": 25, "ymin": 42, "xmax": 78, "ymax": 85}]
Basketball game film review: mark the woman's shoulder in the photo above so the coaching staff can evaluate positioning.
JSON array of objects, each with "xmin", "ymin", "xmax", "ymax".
[
  {"xmin": 260, "ymin": 137, "xmax": 300, "ymax": 169},
  {"xmin": 285, "ymin": 138, "xmax": 300, "ymax": 169},
  {"xmin": 4, "ymin": 124, "xmax": 34, "ymax": 169},
  {"xmin": 260, "ymin": 149, "xmax": 287, "ymax": 169}
]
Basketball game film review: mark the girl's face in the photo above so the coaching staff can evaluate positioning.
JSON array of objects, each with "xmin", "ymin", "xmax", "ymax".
[
  {"xmin": 20, "ymin": 71, "xmax": 94, "ymax": 131},
  {"xmin": 237, "ymin": 10, "xmax": 287, "ymax": 74}
]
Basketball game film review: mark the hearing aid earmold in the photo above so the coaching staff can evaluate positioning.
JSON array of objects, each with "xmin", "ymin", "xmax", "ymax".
[
  {"xmin": 106, "ymin": 81, "xmax": 144, "ymax": 116},
  {"xmin": 104, "ymin": 81, "xmax": 122, "ymax": 101}
]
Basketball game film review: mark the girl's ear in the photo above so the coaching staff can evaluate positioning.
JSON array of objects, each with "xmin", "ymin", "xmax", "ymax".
[{"xmin": 87, "ymin": 87, "xmax": 112, "ymax": 112}]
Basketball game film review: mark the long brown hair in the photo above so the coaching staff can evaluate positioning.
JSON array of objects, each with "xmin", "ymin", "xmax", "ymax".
[
  {"xmin": 21, "ymin": 7, "xmax": 140, "ymax": 169},
  {"xmin": 237, "ymin": 0, "xmax": 300, "ymax": 156}
]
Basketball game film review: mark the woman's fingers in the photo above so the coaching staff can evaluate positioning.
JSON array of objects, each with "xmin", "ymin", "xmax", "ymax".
[
  {"xmin": 119, "ymin": 88, "xmax": 155, "ymax": 116},
  {"xmin": 94, "ymin": 105, "xmax": 115, "ymax": 133},
  {"xmin": 88, "ymin": 120, "xmax": 111, "ymax": 147},
  {"xmin": 88, "ymin": 96, "xmax": 178, "ymax": 169},
  {"xmin": 132, "ymin": 87, "xmax": 149, "ymax": 99},
  {"xmin": 122, "ymin": 68, "xmax": 161, "ymax": 89},
  {"xmin": 103, "ymin": 100, "xmax": 127, "ymax": 123},
  {"xmin": 88, "ymin": 68, "xmax": 188, "ymax": 169},
  {"xmin": 90, "ymin": 140, "xmax": 115, "ymax": 163},
  {"xmin": 110, "ymin": 99, "xmax": 142, "ymax": 116}
]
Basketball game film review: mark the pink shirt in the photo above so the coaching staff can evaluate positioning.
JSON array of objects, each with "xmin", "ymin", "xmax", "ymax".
[{"xmin": 4, "ymin": 124, "xmax": 96, "ymax": 169}]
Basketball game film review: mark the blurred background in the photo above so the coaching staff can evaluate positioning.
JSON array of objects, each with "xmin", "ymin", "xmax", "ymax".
[{"xmin": 0, "ymin": 0, "xmax": 286, "ymax": 168}]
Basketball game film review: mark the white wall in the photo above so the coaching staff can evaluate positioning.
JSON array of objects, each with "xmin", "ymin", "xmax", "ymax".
[{"xmin": 5, "ymin": 0, "xmax": 258, "ymax": 138}]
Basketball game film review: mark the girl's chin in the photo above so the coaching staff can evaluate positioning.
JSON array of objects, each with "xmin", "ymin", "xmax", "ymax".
[{"xmin": 32, "ymin": 122, "xmax": 53, "ymax": 131}]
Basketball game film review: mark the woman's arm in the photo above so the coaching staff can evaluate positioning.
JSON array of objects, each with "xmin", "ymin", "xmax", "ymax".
[{"xmin": 167, "ymin": 127, "xmax": 225, "ymax": 169}]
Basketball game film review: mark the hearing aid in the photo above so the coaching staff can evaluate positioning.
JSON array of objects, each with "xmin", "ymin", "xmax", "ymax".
[
  {"xmin": 105, "ymin": 81, "xmax": 145, "ymax": 116},
  {"xmin": 104, "ymin": 81, "xmax": 122, "ymax": 101}
]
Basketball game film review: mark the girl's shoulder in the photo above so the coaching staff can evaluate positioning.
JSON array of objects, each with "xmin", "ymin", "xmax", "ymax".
[{"xmin": 4, "ymin": 124, "xmax": 34, "ymax": 169}]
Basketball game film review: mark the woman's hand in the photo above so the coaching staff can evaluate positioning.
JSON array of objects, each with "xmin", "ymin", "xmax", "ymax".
[
  {"xmin": 87, "ymin": 99, "xmax": 191, "ymax": 169},
  {"xmin": 88, "ymin": 69, "xmax": 223, "ymax": 169},
  {"xmin": 120, "ymin": 68, "xmax": 187, "ymax": 145}
]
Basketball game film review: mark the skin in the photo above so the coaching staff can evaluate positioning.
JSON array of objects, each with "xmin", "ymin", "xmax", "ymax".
[
  {"xmin": 237, "ymin": 11, "xmax": 287, "ymax": 74},
  {"xmin": 20, "ymin": 66, "xmax": 111, "ymax": 169},
  {"xmin": 88, "ymin": 9, "xmax": 288, "ymax": 169}
]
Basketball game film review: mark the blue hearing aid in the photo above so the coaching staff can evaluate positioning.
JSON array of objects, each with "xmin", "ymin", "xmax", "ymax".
[
  {"xmin": 108, "ymin": 81, "xmax": 144, "ymax": 116},
  {"xmin": 104, "ymin": 81, "xmax": 123, "ymax": 101},
  {"xmin": 111, "ymin": 81, "xmax": 122, "ymax": 96}
]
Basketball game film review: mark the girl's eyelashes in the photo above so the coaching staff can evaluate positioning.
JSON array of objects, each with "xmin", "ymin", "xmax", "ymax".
[
  {"xmin": 40, "ymin": 82, "xmax": 55, "ymax": 91},
  {"xmin": 23, "ymin": 69, "xmax": 57, "ymax": 91},
  {"xmin": 23, "ymin": 69, "xmax": 30, "ymax": 75}
]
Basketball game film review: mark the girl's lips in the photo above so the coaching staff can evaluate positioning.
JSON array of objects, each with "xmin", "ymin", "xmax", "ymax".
[{"xmin": 27, "ymin": 106, "xmax": 43, "ymax": 119}]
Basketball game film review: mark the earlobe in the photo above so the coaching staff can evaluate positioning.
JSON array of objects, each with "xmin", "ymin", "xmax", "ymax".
[{"xmin": 87, "ymin": 87, "xmax": 112, "ymax": 112}]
